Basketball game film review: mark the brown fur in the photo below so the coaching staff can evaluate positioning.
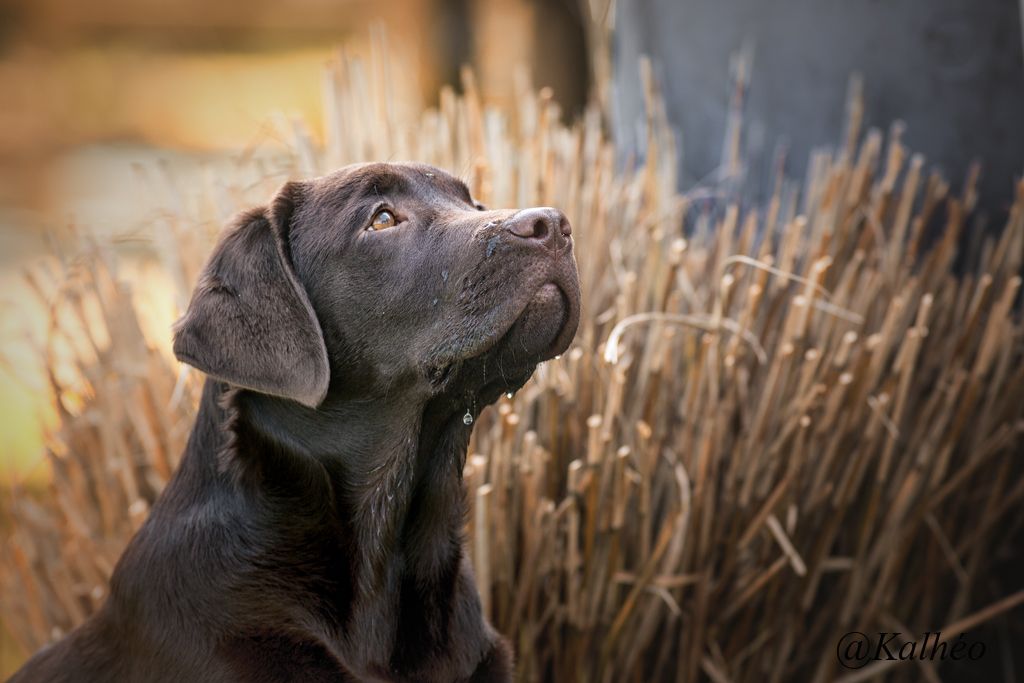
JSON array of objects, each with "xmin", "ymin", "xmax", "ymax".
[{"xmin": 10, "ymin": 162, "xmax": 580, "ymax": 682}]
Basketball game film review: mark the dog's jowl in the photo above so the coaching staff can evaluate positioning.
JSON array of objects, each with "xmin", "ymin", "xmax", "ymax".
[{"xmin": 11, "ymin": 162, "xmax": 581, "ymax": 683}]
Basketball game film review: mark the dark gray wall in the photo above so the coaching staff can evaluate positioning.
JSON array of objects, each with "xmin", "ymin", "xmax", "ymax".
[{"xmin": 613, "ymin": 0, "xmax": 1024, "ymax": 212}]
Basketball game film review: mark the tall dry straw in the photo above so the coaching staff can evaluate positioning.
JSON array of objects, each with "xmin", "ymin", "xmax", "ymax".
[{"xmin": 3, "ymin": 51, "xmax": 1024, "ymax": 682}]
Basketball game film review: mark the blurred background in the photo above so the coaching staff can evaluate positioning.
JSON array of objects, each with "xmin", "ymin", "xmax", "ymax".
[{"xmin": 1, "ymin": 0, "xmax": 1023, "ymax": 679}]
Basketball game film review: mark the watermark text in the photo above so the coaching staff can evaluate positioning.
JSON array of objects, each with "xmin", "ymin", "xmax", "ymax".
[{"xmin": 836, "ymin": 631, "xmax": 985, "ymax": 670}]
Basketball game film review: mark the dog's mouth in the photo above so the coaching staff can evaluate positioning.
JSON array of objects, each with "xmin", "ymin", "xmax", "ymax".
[
  {"xmin": 492, "ymin": 282, "xmax": 574, "ymax": 364},
  {"xmin": 446, "ymin": 279, "xmax": 576, "ymax": 403},
  {"xmin": 426, "ymin": 275, "xmax": 580, "ymax": 399}
]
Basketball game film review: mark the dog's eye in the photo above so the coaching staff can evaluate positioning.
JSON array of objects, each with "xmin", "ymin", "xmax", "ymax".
[
  {"xmin": 473, "ymin": 201, "xmax": 487, "ymax": 211},
  {"xmin": 368, "ymin": 209, "xmax": 398, "ymax": 231}
]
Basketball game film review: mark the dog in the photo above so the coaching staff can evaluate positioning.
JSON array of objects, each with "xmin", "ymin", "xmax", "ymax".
[{"xmin": 10, "ymin": 162, "xmax": 580, "ymax": 682}]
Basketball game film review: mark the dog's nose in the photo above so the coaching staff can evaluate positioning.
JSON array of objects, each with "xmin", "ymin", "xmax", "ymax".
[{"xmin": 505, "ymin": 207, "xmax": 571, "ymax": 250}]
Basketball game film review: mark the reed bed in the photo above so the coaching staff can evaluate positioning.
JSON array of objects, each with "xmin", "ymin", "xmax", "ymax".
[{"xmin": 3, "ymin": 51, "xmax": 1023, "ymax": 682}]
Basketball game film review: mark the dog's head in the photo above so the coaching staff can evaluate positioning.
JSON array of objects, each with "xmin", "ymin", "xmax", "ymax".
[{"xmin": 173, "ymin": 162, "xmax": 580, "ymax": 411}]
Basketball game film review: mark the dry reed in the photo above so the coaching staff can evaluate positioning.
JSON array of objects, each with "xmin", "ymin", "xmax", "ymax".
[{"xmin": 2, "ymin": 49, "xmax": 1023, "ymax": 682}]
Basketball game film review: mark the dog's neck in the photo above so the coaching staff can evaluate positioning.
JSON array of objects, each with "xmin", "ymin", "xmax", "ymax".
[
  {"xmin": 113, "ymin": 380, "xmax": 499, "ymax": 678},
  {"xmin": 192, "ymin": 379, "xmax": 474, "ymax": 580}
]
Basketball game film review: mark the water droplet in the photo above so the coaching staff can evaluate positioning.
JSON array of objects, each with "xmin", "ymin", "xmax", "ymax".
[{"xmin": 463, "ymin": 410, "xmax": 474, "ymax": 425}]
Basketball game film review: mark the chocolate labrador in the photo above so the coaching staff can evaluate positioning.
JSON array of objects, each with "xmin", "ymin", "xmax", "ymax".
[{"xmin": 11, "ymin": 162, "xmax": 580, "ymax": 682}]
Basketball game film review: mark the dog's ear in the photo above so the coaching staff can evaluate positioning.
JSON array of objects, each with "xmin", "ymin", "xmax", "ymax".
[{"xmin": 173, "ymin": 181, "xmax": 330, "ymax": 408}]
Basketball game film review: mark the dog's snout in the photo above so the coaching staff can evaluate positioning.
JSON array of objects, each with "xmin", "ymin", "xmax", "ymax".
[{"xmin": 505, "ymin": 207, "xmax": 571, "ymax": 250}]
